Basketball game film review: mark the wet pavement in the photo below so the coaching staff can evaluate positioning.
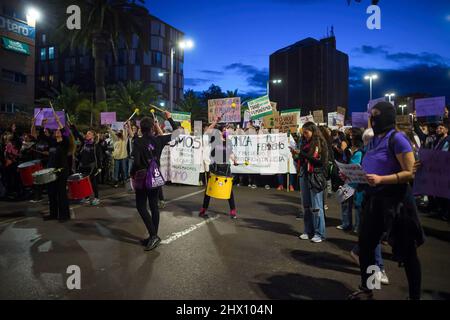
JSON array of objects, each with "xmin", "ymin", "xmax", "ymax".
[{"xmin": 0, "ymin": 184, "xmax": 449, "ymax": 300}]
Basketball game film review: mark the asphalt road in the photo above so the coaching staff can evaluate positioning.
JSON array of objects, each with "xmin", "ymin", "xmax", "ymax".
[{"xmin": 0, "ymin": 184, "xmax": 449, "ymax": 300}]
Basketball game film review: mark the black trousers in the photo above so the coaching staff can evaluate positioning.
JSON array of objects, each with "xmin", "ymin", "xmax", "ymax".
[
  {"xmin": 359, "ymin": 193, "xmax": 421, "ymax": 299},
  {"xmin": 48, "ymin": 171, "xmax": 70, "ymax": 220},
  {"xmin": 135, "ymin": 188, "xmax": 160, "ymax": 237},
  {"xmin": 202, "ymin": 191, "xmax": 236, "ymax": 211},
  {"xmin": 158, "ymin": 187, "xmax": 164, "ymax": 201}
]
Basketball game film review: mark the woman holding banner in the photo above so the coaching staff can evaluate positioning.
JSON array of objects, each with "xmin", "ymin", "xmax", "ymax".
[
  {"xmin": 348, "ymin": 101, "xmax": 424, "ymax": 300},
  {"xmin": 295, "ymin": 122, "xmax": 328, "ymax": 243}
]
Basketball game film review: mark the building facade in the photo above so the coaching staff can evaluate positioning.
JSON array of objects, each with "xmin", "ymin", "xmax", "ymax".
[
  {"xmin": 35, "ymin": 7, "xmax": 185, "ymax": 107},
  {"xmin": 0, "ymin": 0, "xmax": 35, "ymax": 114},
  {"xmin": 269, "ymin": 35, "xmax": 349, "ymax": 117}
]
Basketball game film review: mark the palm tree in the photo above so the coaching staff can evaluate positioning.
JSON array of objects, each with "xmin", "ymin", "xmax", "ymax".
[
  {"xmin": 107, "ymin": 81, "xmax": 160, "ymax": 119},
  {"xmin": 180, "ymin": 89, "xmax": 206, "ymax": 122},
  {"xmin": 50, "ymin": 0, "xmax": 148, "ymax": 104},
  {"xmin": 53, "ymin": 83, "xmax": 86, "ymax": 115},
  {"xmin": 226, "ymin": 90, "xmax": 239, "ymax": 98}
]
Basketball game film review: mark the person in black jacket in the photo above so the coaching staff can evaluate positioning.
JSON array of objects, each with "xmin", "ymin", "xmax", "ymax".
[
  {"xmin": 130, "ymin": 111, "xmax": 179, "ymax": 251},
  {"xmin": 73, "ymin": 126, "xmax": 103, "ymax": 205}
]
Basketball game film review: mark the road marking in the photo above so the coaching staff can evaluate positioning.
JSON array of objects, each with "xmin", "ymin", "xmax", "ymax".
[
  {"xmin": 161, "ymin": 215, "xmax": 219, "ymax": 245},
  {"xmin": 166, "ymin": 189, "xmax": 205, "ymax": 204}
]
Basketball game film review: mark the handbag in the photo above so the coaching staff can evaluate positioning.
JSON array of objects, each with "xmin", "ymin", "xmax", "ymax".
[{"xmin": 308, "ymin": 168, "xmax": 327, "ymax": 193}]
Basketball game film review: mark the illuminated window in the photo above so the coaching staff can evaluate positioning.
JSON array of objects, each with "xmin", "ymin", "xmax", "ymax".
[
  {"xmin": 48, "ymin": 47, "xmax": 55, "ymax": 60},
  {"xmin": 40, "ymin": 48, "xmax": 46, "ymax": 60}
]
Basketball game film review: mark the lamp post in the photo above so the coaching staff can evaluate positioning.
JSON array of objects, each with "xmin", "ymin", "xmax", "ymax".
[
  {"xmin": 385, "ymin": 93, "xmax": 395, "ymax": 103},
  {"xmin": 399, "ymin": 104, "xmax": 407, "ymax": 115},
  {"xmin": 267, "ymin": 79, "xmax": 282, "ymax": 100},
  {"xmin": 168, "ymin": 39, "xmax": 194, "ymax": 112},
  {"xmin": 26, "ymin": 7, "xmax": 41, "ymax": 27},
  {"xmin": 364, "ymin": 74, "xmax": 378, "ymax": 101}
]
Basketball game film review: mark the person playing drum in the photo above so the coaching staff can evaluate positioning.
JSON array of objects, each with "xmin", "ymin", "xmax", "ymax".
[
  {"xmin": 199, "ymin": 117, "xmax": 238, "ymax": 219},
  {"xmin": 45, "ymin": 110, "xmax": 71, "ymax": 222},
  {"xmin": 72, "ymin": 126, "xmax": 103, "ymax": 206}
]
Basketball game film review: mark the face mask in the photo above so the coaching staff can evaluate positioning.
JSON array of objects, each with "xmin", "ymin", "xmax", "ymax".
[{"xmin": 370, "ymin": 103, "xmax": 396, "ymax": 135}]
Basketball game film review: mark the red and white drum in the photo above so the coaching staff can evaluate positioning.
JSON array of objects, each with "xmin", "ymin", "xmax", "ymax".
[
  {"xmin": 18, "ymin": 160, "xmax": 43, "ymax": 187},
  {"xmin": 67, "ymin": 173, "xmax": 93, "ymax": 200}
]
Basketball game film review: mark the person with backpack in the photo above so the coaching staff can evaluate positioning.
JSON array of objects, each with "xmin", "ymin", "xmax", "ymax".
[
  {"xmin": 348, "ymin": 102, "xmax": 425, "ymax": 300},
  {"xmin": 130, "ymin": 111, "xmax": 179, "ymax": 251}
]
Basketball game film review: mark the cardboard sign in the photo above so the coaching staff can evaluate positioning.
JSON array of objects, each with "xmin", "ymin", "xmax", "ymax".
[
  {"xmin": 413, "ymin": 149, "xmax": 450, "ymax": 199},
  {"xmin": 172, "ymin": 111, "xmax": 191, "ymax": 123},
  {"xmin": 335, "ymin": 161, "xmax": 369, "ymax": 184},
  {"xmin": 247, "ymin": 95, "xmax": 273, "ymax": 120},
  {"xmin": 278, "ymin": 113, "xmax": 298, "ymax": 133},
  {"xmin": 313, "ymin": 110, "xmax": 324, "ymax": 124},
  {"xmin": 100, "ymin": 112, "xmax": 117, "ymax": 125},
  {"xmin": 263, "ymin": 110, "xmax": 280, "ymax": 129},
  {"xmin": 208, "ymin": 97, "xmax": 241, "ymax": 123},
  {"xmin": 281, "ymin": 109, "xmax": 300, "ymax": 125},
  {"xmin": 337, "ymin": 107, "xmax": 346, "ymax": 116},
  {"xmin": 352, "ymin": 112, "xmax": 369, "ymax": 128},
  {"xmin": 299, "ymin": 115, "xmax": 315, "ymax": 128},
  {"xmin": 415, "ymin": 96, "xmax": 446, "ymax": 117}
]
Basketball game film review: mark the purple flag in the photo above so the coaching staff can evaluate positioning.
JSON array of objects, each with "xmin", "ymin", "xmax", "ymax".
[
  {"xmin": 415, "ymin": 96, "xmax": 445, "ymax": 117},
  {"xmin": 352, "ymin": 112, "xmax": 369, "ymax": 128},
  {"xmin": 34, "ymin": 108, "xmax": 53, "ymax": 126},
  {"xmin": 413, "ymin": 149, "xmax": 450, "ymax": 200},
  {"xmin": 101, "ymin": 112, "xmax": 117, "ymax": 125}
]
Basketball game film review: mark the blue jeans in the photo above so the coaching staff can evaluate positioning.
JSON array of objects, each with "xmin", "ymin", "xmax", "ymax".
[
  {"xmin": 300, "ymin": 174, "xmax": 326, "ymax": 239},
  {"xmin": 340, "ymin": 196, "xmax": 354, "ymax": 230},
  {"xmin": 277, "ymin": 174, "xmax": 296, "ymax": 187},
  {"xmin": 354, "ymin": 205, "xmax": 361, "ymax": 233},
  {"xmin": 352, "ymin": 243, "xmax": 384, "ymax": 270},
  {"xmin": 114, "ymin": 159, "xmax": 128, "ymax": 182}
]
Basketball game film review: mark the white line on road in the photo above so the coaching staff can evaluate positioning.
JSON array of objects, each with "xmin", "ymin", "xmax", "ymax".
[
  {"xmin": 161, "ymin": 215, "xmax": 219, "ymax": 245},
  {"xmin": 166, "ymin": 189, "xmax": 205, "ymax": 204}
]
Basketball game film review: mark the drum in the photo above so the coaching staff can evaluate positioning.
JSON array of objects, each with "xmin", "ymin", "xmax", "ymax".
[
  {"xmin": 67, "ymin": 173, "xmax": 93, "ymax": 200},
  {"xmin": 18, "ymin": 160, "xmax": 42, "ymax": 187},
  {"xmin": 206, "ymin": 174, "xmax": 233, "ymax": 200},
  {"xmin": 32, "ymin": 168, "xmax": 57, "ymax": 185}
]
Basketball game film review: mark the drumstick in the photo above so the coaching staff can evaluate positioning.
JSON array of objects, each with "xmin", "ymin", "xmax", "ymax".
[
  {"xmin": 127, "ymin": 108, "xmax": 140, "ymax": 122},
  {"xmin": 149, "ymin": 104, "xmax": 165, "ymax": 113}
]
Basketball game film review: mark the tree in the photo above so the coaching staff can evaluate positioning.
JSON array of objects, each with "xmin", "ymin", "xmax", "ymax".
[
  {"xmin": 200, "ymin": 84, "xmax": 226, "ymax": 107},
  {"xmin": 180, "ymin": 89, "xmax": 206, "ymax": 122},
  {"xmin": 50, "ymin": 0, "xmax": 148, "ymax": 104},
  {"xmin": 107, "ymin": 81, "xmax": 160, "ymax": 119},
  {"xmin": 226, "ymin": 89, "xmax": 239, "ymax": 98},
  {"xmin": 53, "ymin": 83, "xmax": 87, "ymax": 115}
]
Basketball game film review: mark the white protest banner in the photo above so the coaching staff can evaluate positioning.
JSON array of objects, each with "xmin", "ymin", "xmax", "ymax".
[
  {"xmin": 335, "ymin": 161, "xmax": 369, "ymax": 184},
  {"xmin": 247, "ymin": 95, "xmax": 273, "ymax": 120},
  {"xmin": 165, "ymin": 135, "xmax": 202, "ymax": 186},
  {"xmin": 229, "ymin": 133, "xmax": 296, "ymax": 174},
  {"xmin": 111, "ymin": 122, "xmax": 124, "ymax": 131},
  {"xmin": 171, "ymin": 111, "xmax": 191, "ymax": 123},
  {"xmin": 299, "ymin": 115, "xmax": 315, "ymax": 128},
  {"xmin": 159, "ymin": 145, "xmax": 171, "ymax": 181},
  {"xmin": 337, "ymin": 107, "xmax": 346, "ymax": 116},
  {"xmin": 328, "ymin": 112, "xmax": 344, "ymax": 128},
  {"xmin": 208, "ymin": 97, "xmax": 241, "ymax": 123}
]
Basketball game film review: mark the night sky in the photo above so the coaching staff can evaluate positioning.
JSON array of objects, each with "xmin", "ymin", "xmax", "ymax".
[{"xmin": 147, "ymin": 0, "xmax": 450, "ymax": 112}]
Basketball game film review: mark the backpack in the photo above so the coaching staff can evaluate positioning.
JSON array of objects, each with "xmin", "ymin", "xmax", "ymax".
[{"xmin": 131, "ymin": 142, "xmax": 165, "ymax": 191}]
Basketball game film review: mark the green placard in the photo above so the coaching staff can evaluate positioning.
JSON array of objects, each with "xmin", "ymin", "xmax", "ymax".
[
  {"xmin": 1, "ymin": 36, "xmax": 30, "ymax": 55},
  {"xmin": 172, "ymin": 111, "xmax": 191, "ymax": 122}
]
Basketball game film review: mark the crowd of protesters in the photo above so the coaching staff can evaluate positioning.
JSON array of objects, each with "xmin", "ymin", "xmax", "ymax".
[{"xmin": 0, "ymin": 103, "xmax": 449, "ymax": 299}]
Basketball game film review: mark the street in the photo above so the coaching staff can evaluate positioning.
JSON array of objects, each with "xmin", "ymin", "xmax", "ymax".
[{"xmin": 0, "ymin": 184, "xmax": 449, "ymax": 300}]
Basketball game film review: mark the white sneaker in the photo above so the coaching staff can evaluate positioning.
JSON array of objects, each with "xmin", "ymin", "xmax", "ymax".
[
  {"xmin": 380, "ymin": 270, "xmax": 390, "ymax": 285},
  {"xmin": 265, "ymin": 185, "xmax": 270, "ymax": 190},
  {"xmin": 336, "ymin": 225, "xmax": 344, "ymax": 230},
  {"xmin": 299, "ymin": 234, "xmax": 309, "ymax": 240},
  {"xmin": 311, "ymin": 235, "xmax": 323, "ymax": 243},
  {"xmin": 251, "ymin": 184, "xmax": 257, "ymax": 189}
]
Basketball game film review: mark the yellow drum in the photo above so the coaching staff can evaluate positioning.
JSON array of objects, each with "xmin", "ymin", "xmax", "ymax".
[{"xmin": 206, "ymin": 174, "xmax": 233, "ymax": 200}]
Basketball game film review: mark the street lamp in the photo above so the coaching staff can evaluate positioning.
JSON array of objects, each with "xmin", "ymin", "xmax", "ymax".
[
  {"xmin": 169, "ymin": 38, "xmax": 194, "ymax": 112},
  {"xmin": 385, "ymin": 93, "xmax": 395, "ymax": 103},
  {"xmin": 267, "ymin": 79, "xmax": 282, "ymax": 100},
  {"xmin": 26, "ymin": 7, "xmax": 41, "ymax": 27},
  {"xmin": 399, "ymin": 104, "xmax": 407, "ymax": 115},
  {"xmin": 364, "ymin": 74, "xmax": 378, "ymax": 101}
]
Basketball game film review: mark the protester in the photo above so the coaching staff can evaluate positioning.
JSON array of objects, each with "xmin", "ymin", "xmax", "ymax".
[
  {"xmin": 108, "ymin": 126, "xmax": 129, "ymax": 187},
  {"xmin": 199, "ymin": 117, "xmax": 238, "ymax": 219},
  {"xmin": 130, "ymin": 111, "xmax": 179, "ymax": 251},
  {"xmin": 348, "ymin": 102, "xmax": 425, "ymax": 300},
  {"xmin": 295, "ymin": 122, "xmax": 328, "ymax": 243}
]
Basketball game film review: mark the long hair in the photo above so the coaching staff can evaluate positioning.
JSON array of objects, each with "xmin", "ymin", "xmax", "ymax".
[{"xmin": 302, "ymin": 122, "xmax": 328, "ymax": 164}]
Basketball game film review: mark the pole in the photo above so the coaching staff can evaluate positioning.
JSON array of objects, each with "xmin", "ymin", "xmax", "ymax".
[
  {"xmin": 266, "ymin": 81, "xmax": 270, "ymax": 99},
  {"xmin": 369, "ymin": 78, "xmax": 373, "ymax": 101},
  {"xmin": 170, "ymin": 47, "xmax": 175, "ymax": 112}
]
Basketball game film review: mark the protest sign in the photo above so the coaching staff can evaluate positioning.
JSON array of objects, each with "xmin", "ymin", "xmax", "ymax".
[
  {"xmin": 415, "ymin": 96, "xmax": 445, "ymax": 117},
  {"xmin": 262, "ymin": 110, "xmax": 280, "ymax": 129},
  {"xmin": 281, "ymin": 109, "xmax": 301, "ymax": 125},
  {"xmin": 229, "ymin": 133, "xmax": 296, "ymax": 174},
  {"xmin": 100, "ymin": 112, "xmax": 116, "ymax": 125},
  {"xmin": 34, "ymin": 108, "xmax": 52, "ymax": 126},
  {"xmin": 299, "ymin": 115, "xmax": 315, "ymax": 128},
  {"xmin": 247, "ymin": 95, "xmax": 273, "ymax": 120},
  {"xmin": 413, "ymin": 149, "xmax": 450, "ymax": 199},
  {"xmin": 337, "ymin": 107, "xmax": 346, "ymax": 116},
  {"xmin": 111, "ymin": 122, "xmax": 124, "ymax": 131},
  {"xmin": 172, "ymin": 111, "xmax": 191, "ymax": 123},
  {"xmin": 335, "ymin": 161, "xmax": 369, "ymax": 184},
  {"xmin": 336, "ymin": 184, "xmax": 355, "ymax": 203},
  {"xmin": 328, "ymin": 112, "xmax": 344, "ymax": 128},
  {"xmin": 278, "ymin": 113, "xmax": 298, "ymax": 133},
  {"xmin": 313, "ymin": 110, "xmax": 324, "ymax": 124},
  {"xmin": 352, "ymin": 112, "xmax": 369, "ymax": 128},
  {"xmin": 42, "ymin": 110, "xmax": 65, "ymax": 129},
  {"xmin": 208, "ymin": 97, "xmax": 241, "ymax": 123},
  {"xmin": 167, "ymin": 135, "xmax": 202, "ymax": 186}
]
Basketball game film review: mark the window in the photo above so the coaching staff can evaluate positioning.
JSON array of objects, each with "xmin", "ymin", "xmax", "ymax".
[
  {"xmin": 151, "ymin": 21, "xmax": 161, "ymax": 35},
  {"xmin": 2, "ymin": 69, "xmax": 15, "ymax": 81},
  {"xmin": 134, "ymin": 66, "xmax": 141, "ymax": 80},
  {"xmin": 143, "ymin": 52, "xmax": 151, "ymax": 65},
  {"xmin": 132, "ymin": 34, "xmax": 139, "ymax": 49},
  {"xmin": 65, "ymin": 72, "xmax": 74, "ymax": 83},
  {"xmin": 152, "ymin": 52, "xmax": 162, "ymax": 67},
  {"xmin": 48, "ymin": 75, "xmax": 54, "ymax": 85},
  {"xmin": 1, "ymin": 69, "xmax": 26, "ymax": 84},
  {"xmin": 48, "ymin": 47, "xmax": 55, "ymax": 60},
  {"xmin": 39, "ymin": 75, "xmax": 46, "ymax": 82},
  {"xmin": 14, "ymin": 73, "xmax": 26, "ymax": 84},
  {"xmin": 40, "ymin": 48, "xmax": 46, "ymax": 61},
  {"xmin": 0, "ymin": 103, "xmax": 15, "ymax": 113}
]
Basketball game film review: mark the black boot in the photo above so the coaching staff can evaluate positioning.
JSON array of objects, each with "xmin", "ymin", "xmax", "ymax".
[{"xmin": 144, "ymin": 236, "xmax": 161, "ymax": 251}]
